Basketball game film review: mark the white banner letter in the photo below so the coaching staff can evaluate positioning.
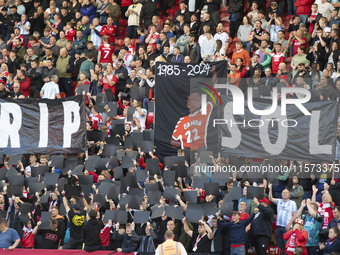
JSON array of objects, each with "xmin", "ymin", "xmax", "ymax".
[{"xmin": 63, "ymin": 101, "xmax": 80, "ymax": 148}]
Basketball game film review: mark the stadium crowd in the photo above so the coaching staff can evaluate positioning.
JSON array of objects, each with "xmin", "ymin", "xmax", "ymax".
[{"xmin": 0, "ymin": 0, "xmax": 340, "ymax": 254}]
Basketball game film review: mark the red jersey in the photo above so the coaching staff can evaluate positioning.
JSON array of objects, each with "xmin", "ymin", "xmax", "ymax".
[
  {"xmin": 75, "ymin": 80, "xmax": 90, "ymax": 91},
  {"xmin": 270, "ymin": 52, "xmax": 285, "ymax": 74},
  {"xmin": 102, "ymin": 74, "xmax": 117, "ymax": 96},
  {"xmin": 90, "ymin": 113, "xmax": 103, "ymax": 130},
  {"xmin": 308, "ymin": 15, "xmax": 317, "ymax": 34},
  {"xmin": 128, "ymin": 45, "xmax": 136, "ymax": 55},
  {"xmin": 292, "ymin": 37, "xmax": 307, "ymax": 56},
  {"xmin": 100, "ymin": 25, "xmax": 117, "ymax": 44},
  {"xmin": 65, "ymin": 29, "xmax": 76, "ymax": 42},
  {"xmin": 148, "ymin": 33, "xmax": 160, "ymax": 51},
  {"xmin": 172, "ymin": 103, "xmax": 212, "ymax": 150},
  {"xmin": 240, "ymin": 211, "xmax": 250, "ymax": 221},
  {"xmin": 172, "ymin": 116, "xmax": 190, "ymax": 149},
  {"xmin": 98, "ymin": 44, "xmax": 114, "ymax": 63},
  {"xmin": 11, "ymin": 35, "xmax": 25, "ymax": 48},
  {"xmin": 21, "ymin": 227, "xmax": 35, "ymax": 248},
  {"xmin": 318, "ymin": 202, "xmax": 334, "ymax": 229},
  {"xmin": 100, "ymin": 223, "xmax": 111, "ymax": 247}
]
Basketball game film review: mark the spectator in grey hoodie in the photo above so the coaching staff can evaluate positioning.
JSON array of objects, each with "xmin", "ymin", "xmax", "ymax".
[{"xmin": 237, "ymin": 16, "xmax": 253, "ymax": 53}]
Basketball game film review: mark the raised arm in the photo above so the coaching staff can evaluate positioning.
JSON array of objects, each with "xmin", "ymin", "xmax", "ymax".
[
  {"xmin": 306, "ymin": 199, "xmax": 317, "ymax": 219},
  {"xmin": 61, "ymin": 191, "xmax": 70, "ymax": 214},
  {"xmin": 268, "ymin": 183, "xmax": 277, "ymax": 204},
  {"xmin": 296, "ymin": 199, "xmax": 306, "ymax": 218},
  {"xmin": 32, "ymin": 221, "xmax": 41, "ymax": 235},
  {"xmin": 182, "ymin": 217, "xmax": 193, "ymax": 237},
  {"xmin": 199, "ymin": 220, "xmax": 213, "ymax": 240},
  {"xmin": 80, "ymin": 192, "xmax": 88, "ymax": 211},
  {"xmin": 311, "ymin": 185, "xmax": 317, "ymax": 203}
]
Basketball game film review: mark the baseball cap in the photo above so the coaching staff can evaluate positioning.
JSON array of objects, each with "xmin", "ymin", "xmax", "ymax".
[
  {"xmin": 294, "ymin": 218, "xmax": 304, "ymax": 225},
  {"xmin": 259, "ymin": 197, "xmax": 269, "ymax": 205}
]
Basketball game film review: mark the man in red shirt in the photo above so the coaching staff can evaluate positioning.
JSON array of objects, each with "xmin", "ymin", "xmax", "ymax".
[
  {"xmin": 291, "ymin": 29, "xmax": 306, "ymax": 56},
  {"xmin": 16, "ymin": 69, "xmax": 30, "ymax": 97},
  {"xmin": 239, "ymin": 201, "xmax": 250, "ymax": 221},
  {"xmin": 100, "ymin": 17, "xmax": 117, "ymax": 45},
  {"xmin": 101, "ymin": 64, "xmax": 117, "ymax": 96},
  {"xmin": 90, "ymin": 107, "xmax": 103, "ymax": 130},
  {"xmin": 7, "ymin": 28, "xmax": 25, "ymax": 49},
  {"xmin": 257, "ymin": 43, "xmax": 288, "ymax": 74},
  {"xmin": 312, "ymin": 184, "xmax": 335, "ymax": 229},
  {"xmin": 98, "ymin": 35, "xmax": 114, "ymax": 69},
  {"xmin": 124, "ymin": 37, "xmax": 136, "ymax": 55}
]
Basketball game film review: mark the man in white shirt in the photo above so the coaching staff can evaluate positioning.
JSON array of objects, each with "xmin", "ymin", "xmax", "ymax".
[
  {"xmin": 40, "ymin": 75, "xmax": 61, "ymax": 99},
  {"xmin": 133, "ymin": 99, "xmax": 147, "ymax": 131},
  {"xmin": 318, "ymin": 0, "xmax": 335, "ymax": 20},
  {"xmin": 214, "ymin": 22, "xmax": 230, "ymax": 52}
]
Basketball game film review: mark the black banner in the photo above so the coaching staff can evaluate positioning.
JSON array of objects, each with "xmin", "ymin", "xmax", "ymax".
[
  {"xmin": 217, "ymin": 95, "xmax": 339, "ymax": 162},
  {"xmin": 0, "ymin": 96, "xmax": 86, "ymax": 154},
  {"xmin": 154, "ymin": 61, "xmax": 228, "ymax": 159}
]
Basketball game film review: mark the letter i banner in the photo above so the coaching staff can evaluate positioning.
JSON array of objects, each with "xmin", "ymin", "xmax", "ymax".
[{"xmin": 0, "ymin": 96, "xmax": 86, "ymax": 154}]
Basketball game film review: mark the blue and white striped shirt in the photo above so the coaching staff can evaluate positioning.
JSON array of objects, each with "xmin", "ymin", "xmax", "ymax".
[
  {"xmin": 90, "ymin": 25, "xmax": 102, "ymax": 48},
  {"xmin": 276, "ymin": 199, "xmax": 297, "ymax": 227},
  {"xmin": 41, "ymin": 81, "xmax": 60, "ymax": 99}
]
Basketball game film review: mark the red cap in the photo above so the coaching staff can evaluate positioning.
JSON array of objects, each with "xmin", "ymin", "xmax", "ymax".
[
  {"xmin": 294, "ymin": 218, "xmax": 304, "ymax": 225},
  {"xmin": 259, "ymin": 197, "xmax": 269, "ymax": 205}
]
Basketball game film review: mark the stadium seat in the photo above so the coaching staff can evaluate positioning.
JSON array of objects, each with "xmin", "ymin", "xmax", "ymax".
[
  {"xmin": 114, "ymin": 44, "xmax": 121, "ymax": 51},
  {"xmin": 118, "ymin": 28, "xmax": 126, "ymax": 37},
  {"xmin": 60, "ymin": 92, "xmax": 66, "ymax": 99},
  {"xmin": 119, "ymin": 19, "xmax": 127, "ymax": 28},
  {"xmin": 285, "ymin": 31, "xmax": 290, "ymax": 40},
  {"xmin": 222, "ymin": 20, "xmax": 229, "ymax": 29},
  {"xmin": 116, "ymin": 39, "xmax": 124, "ymax": 47},
  {"xmin": 284, "ymin": 14, "xmax": 294, "ymax": 21},
  {"xmin": 283, "ymin": 20, "xmax": 290, "ymax": 29},
  {"xmin": 221, "ymin": 6, "xmax": 228, "ymax": 12},
  {"xmin": 233, "ymin": 37, "xmax": 239, "ymax": 42},
  {"xmin": 220, "ymin": 10, "xmax": 229, "ymax": 21}
]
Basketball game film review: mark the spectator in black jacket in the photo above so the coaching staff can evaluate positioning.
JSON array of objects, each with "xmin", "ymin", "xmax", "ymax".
[
  {"xmin": 174, "ymin": 1, "xmax": 191, "ymax": 24},
  {"xmin": 112, "ymin": 222, "xmax": 138, "ymax": 253},
  {"xmin": 131, "ymin": 222, "xmax": 157, "ymax": 253},
  {"xmin": 139, "ymin": 0, "xmax": 157, "ymax": 30},
  {"xmin": 7, "ymin": 51, "xmax": 21, "ymax": 75},
  {"xmin": 26, "ymin": 59, "xmax": 42, "ymax": 98},
  {"xmin": 228, "ymin": 0, "xmax": 244, "ymax": 39},
  {"xmin": 251, "ymin": 197, "xmax": 274, "ymax": 255},
  {"xmin": 200, "ymin": 12, "xmax": 215, "ymax": 35},
  {"xmin": 210, "ymin": 216, "xmax": 224, "ymax": 255},
  {"xmin": 203, "ymin": 0, "xmax": 221, "ymax": 26},
  {"xmin": 183, "ymin": 33, "xmax": 201, "ymax": 63},
  {"xmin": 82, "ymin": 209, "xmax": 104, "ymax": 252}
]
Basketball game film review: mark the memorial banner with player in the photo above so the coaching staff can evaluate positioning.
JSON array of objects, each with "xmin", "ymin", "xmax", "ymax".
[
  {"xmin": 154, "ymin": 61, "xmax": 228, "ymax": 159},
  {"xmin": 155, "ymin": 60, "xmax": 338, "ymax": 162},
  {"xmin": 0, "ymin": 96, "xmax": 86, "ymax": 155}
]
